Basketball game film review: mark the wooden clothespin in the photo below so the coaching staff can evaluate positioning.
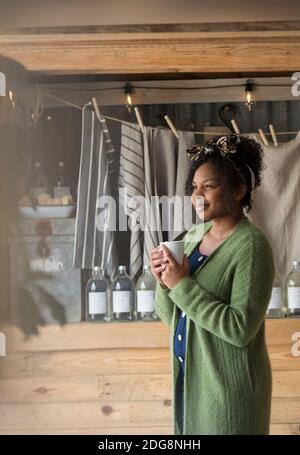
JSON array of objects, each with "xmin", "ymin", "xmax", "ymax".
[
  {"xmin": 92, "ymin": 97, "xmax": 102, "ymax": 121},
  {"xmin": 258, "ymin": 128, "xmax": 269, "ymax": 146},
  {"xmin": 231, "ymin": 119, "xmax": 241, "ymax": 135},
  {"xmin": 269, "ymin": 124, "xmax": 278, "ymax": 146},
  {"xmin": 134, "ymin": 107, "xmax": 144, "ymax": 133},
  {"xmin": 164, "ymin": 115, "xmax": 179, "ymax": 138}
]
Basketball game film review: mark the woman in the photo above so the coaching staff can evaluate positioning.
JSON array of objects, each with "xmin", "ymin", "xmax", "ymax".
[{"xmin": 151, "ymin": 134, "xmax": 275, "ymax": 435}]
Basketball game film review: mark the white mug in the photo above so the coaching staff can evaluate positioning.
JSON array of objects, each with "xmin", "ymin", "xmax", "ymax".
[{"xmin": 159, "ymin": 240, "xmax": 185, "ymax": 265}]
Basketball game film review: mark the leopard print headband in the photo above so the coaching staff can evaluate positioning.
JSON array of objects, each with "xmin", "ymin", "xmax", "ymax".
[{"xmin": 186, "ymin": 135, "xmax": 256, "ymax": 191}]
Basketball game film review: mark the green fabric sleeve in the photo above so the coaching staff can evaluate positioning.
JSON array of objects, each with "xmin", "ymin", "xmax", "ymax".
[
  {"xmin": 168, "ymin": 236, "xmax": 275, "ymax": 347},
  {"xmin": 154, "ymin": 281, "xmax": 174, "ymax": 328}
]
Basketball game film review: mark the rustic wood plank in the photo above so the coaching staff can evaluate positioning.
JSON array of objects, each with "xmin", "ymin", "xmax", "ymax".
[
  {"xmin": 0, "ymin": 373, "xmax": 172, "ymax": 403},
  {"xmin": 271, "ymin": 398, "xmax": 300, "ymax": 424},
  {"xmin": 266, "ymin": 319, "xmax": 300, "ymax": 372},
  {"xmin": 0, "ymin": 426, "xmax": 172, "ymax": 435},
  {"xmin": 0, "ymin": 369, "xmax": 299, "ymax": 403},
  {"xmin": 0, "ymin": 397, "xmax": 298, "ymax": 431},
  {"xmin": 0, "ymin": 28, "xmax": 300, "ymax": 74},
  {"xmin": 272, "ymin": 371, "xmax": 300, "ymax": 397},
  {"xmin": 0, "ymin": 344, "xmax": 298, "ymax": 380},
  {"xmin": 0, "ymin": 322, "xmax": 170, "ymax": 352},
  {"xmin": 0, "ymin": 348, "xmax": 171, "ymax": 378},
  {"xmin": 270, "ymin": 423, "xmax": 300, "ymax": 435},
  {"xmin": 0, "ymin": 424, "xmax": 298, "ymax": 435},
  {"xmin": 1, "ymin": 319, "xmax": 298, "ymax": 353},
  {"xmin": 265, "ymin": 319, "xmax": 300, "ymax": 345},
  {"xmin": 2, "ymin": 21, "xmax": 300, "ymax": 35},
  {"xmin": 269, "ymin": 345, "xmax": 300, "ymax": 371},
  {"xmin": 0, "ymin": 401, "xmax": 172, "ymax": 431}
]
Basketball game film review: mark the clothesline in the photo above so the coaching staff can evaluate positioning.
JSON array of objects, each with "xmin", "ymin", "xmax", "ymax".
[{"xmin": 44, "ymin": 92, "xmax": 299, "ymax": 136}]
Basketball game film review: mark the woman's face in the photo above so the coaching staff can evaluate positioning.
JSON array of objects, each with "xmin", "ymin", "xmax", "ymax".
[{"xmin": 190, "ymin": 162, "xmax": 239, "ymax": 221}]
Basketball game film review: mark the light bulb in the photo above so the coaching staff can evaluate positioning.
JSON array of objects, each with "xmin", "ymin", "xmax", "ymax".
[
  {"xmin": 124, "ymin": 83, "xmax": 133, "ymax": 113},
  {"xmin": 126, "ymin": 93, "xmax": 132, "ymax": 107},
  {"xmin": 244, "ymin": 81, "xmax": 254, "ymax": 111}
]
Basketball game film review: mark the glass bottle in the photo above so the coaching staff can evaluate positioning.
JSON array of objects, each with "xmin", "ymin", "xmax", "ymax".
[
  {"xmin": 85, "ymin": 267, "xmax": 110, "ymax": 322},
  {"xmin": 112, "ymin": 265, "xmax": 134, "ymax": 321},
  {"xmin": 135, "ymin": 265, "xmax": 159, "ymax": 321},
  {"xmin": 286, "ymin": 261, "xmax": 300, "ymax": 317},
  {"xmin": 266, "ymin": 270, "xmax": 285, "ymax": 318}
]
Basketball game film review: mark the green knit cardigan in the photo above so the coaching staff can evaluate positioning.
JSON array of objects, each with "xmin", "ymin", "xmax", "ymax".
[{"xmin": 154, "ymin": 216, "xmax": 275, "ymax": 435}]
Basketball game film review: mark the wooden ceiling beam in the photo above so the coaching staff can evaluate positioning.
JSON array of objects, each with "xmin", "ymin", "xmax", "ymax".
[{"xmin": 0, "ymin": 22, "xmax": 300, "ymax": 75}]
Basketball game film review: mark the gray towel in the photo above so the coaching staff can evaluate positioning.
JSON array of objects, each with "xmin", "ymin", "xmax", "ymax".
[
  {"xmin": 73, "ymin": 103, "xmax": 117, "ymax": 276},
  {"xmin": 148, "ymin": 127, "xmax": 195, "ymax": 240},
  {"xmin": 247, "ymin": 131, "xmax": 300, "ymax": 282},
  {"xmin": 172, "ymin": 130, "xmax": 195, "ymax": 240}
]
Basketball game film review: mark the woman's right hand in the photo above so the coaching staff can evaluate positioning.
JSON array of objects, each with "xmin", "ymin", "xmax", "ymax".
[{"xmin": 150, "ymin": 246, "xmax": 168, "ymax": 288}]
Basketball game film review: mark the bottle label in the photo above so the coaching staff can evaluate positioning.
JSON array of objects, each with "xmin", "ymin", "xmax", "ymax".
[
  {"xmin": 137, "ymin": 290, "xmax": 155, "ymax": 312},
  {"xmin": 89, "ymin": 292, "xmax": 107, "ymax": 314},
  {"xmin": 268, "ymin": 287, "xmax": 282, "ymax": 309},
  {"xmin": 288, "ymin": 287, "xmax": 300, "ymax": 309},
  {"xmin": 113, "ymin": 291, "xmax": 131, "ymax": 312}
]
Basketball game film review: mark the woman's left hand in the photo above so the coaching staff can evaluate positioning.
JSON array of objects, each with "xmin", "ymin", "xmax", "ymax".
[{"xmin": 160, "ymin": 244, "xmax": 190, "ymax": 289}]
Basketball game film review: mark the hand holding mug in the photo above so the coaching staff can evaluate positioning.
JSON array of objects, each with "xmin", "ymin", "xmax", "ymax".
[{"xmin": 150, "ymin": 246, "xmax": 169, "ymax": 288}]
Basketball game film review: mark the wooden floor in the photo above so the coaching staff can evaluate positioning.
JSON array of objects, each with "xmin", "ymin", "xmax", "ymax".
[{"xmin": 0, "ymin": 319, "xmax": 299, "ymax": 435}]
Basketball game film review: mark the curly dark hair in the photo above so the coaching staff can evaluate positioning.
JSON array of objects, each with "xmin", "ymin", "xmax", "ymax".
[{"xmin": 185, "ymin": 135, "xmax": 265, "ymax": 213}]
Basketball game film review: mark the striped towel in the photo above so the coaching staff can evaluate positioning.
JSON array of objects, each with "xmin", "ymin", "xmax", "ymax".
[
  {"xmin": 143, "ymin": 127, "xmax": 164, "ymax": 264},
  {"xmin": 73, "ymin": 102, "xmax": 117, "ymax": 277},
  {"xmin": 119, "ymin": 122, "xmax": 163, "ymax": 281}
]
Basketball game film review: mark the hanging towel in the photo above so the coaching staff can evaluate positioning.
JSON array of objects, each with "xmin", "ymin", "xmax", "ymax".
[
  {"xmin": 118, "ymin": 121, "xmax": 163, "ymax": 280},
  {"xmin": 118, "ymin": 121, "xmax": 145, "ymax": 280},
  {"xmin": 172, "ymin": 131, "xmax": 195, "ymax": 240},
  {"xmin": 149, "ymin": 127, "xmax": 195, "ymax": 240},
  {"xmin": 150, "ymin": 127, "xmax": 177, "ymax": 241},
  {"xmin": 119, "ymin": 122, "xmax": 196, "ymax": 279},
  {"xmin": 73, "ymin": 103, "xmax": 117, "ymax": 276},
  {"xmin": 247, "ymin": 131, "xmax": 300, "ymax": 281},
  {"xmin": 143, "ymin": 126, "xmax": 164, "ymax": 263}
]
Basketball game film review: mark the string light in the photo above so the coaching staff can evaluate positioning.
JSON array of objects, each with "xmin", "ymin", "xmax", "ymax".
[
  {"xmin": 244, "ymin": 81, "xmax": 254, "ymax": 111},
  {"xmin": 124, "ymin": 82, "xmax": 133, "ymax": 113}
]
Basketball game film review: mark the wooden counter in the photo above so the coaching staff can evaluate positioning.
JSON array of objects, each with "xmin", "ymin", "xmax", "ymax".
[{"xmin": 0, "ymin": 319, "xmax": 299, "ymax": 435}]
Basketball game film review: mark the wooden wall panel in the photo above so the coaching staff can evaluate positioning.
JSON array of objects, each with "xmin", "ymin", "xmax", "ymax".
[
  {"xmin": 0, "ymin": 319, "xmax": 299, "ymax": 435},
  {"xmin": 3, "ymin": 322, "xmax": 170, "ymax": 352},
  {"xmin": 0, "ymin": 349, "xmax": 171, "ymax": 378},
  {"xmin": 0, "ymin": 401, "xmax": 172, "ymax": 431}
]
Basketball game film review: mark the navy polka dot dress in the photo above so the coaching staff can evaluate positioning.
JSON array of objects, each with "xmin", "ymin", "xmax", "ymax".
[{"xmin": 174, "ymin": 242, "xmax": 208, "ymax": 434}]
